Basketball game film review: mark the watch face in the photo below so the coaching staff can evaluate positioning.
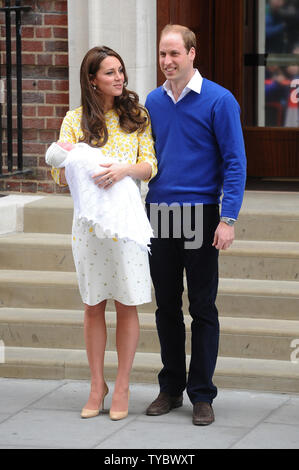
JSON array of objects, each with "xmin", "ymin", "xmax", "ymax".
[{"xmin": 221, "ymin": 218, "xmax": 235, "ymax": 226}]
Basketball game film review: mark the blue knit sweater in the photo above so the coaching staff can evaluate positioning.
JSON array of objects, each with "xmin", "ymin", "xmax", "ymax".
[{"xmin": 145, "ymin": 79, "xmax": 247, "ymax": 219}]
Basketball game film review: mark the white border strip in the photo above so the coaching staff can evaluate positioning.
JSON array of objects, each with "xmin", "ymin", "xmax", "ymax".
[{"xmin": 0, "ymin": 195, "xmax": 44, "ymax": 235}]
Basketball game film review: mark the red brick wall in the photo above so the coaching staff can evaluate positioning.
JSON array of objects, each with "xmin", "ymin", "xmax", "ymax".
[{"xmin": 0, "ymin": 0, "xmax": 69, "ymax": 193}]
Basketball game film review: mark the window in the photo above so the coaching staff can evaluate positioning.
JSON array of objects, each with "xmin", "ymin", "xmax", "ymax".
[{"xmin": 245, "ymin": 0, "xmax": 299, "ymax": 127}]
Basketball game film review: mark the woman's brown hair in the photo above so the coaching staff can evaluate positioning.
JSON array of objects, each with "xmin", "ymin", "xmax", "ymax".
[{"xmin": 79, "ymin": 46, "xmax": 148, "ymax": 147}]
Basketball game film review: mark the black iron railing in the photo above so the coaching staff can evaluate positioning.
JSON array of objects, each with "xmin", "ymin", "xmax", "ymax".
[{"xmin": 0, "ymin": 0, "xmax": 32, "ymax": 177}]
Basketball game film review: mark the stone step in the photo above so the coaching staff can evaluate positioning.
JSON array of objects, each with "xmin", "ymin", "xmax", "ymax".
[
  {"xmin": 1, "ymin": 346, "xmax": 299, "ymax": 394},
  {"xmin": 236, "ymin": 191, "xmax": 299, "ymax": 242},
  {"xmin": 0, "ymin": 233, "xmax": 75, "ymax": 272},
  {"xmin": 23, "ymin": 196, "xmax": 73, "ymax": 234},
  {"xmin": 237, "ymin": 212, "xmax": 299, "ymax": 242},
  {"xmin": 22, "ymin": 192, "xmax": 299, "ymax": 242},
  {"xmin": 219, "ymin": 316, "xmax": 299, "ymax": 361},
  {"xmin": 1, "ymin": 307, "xmax": 299, "ymax": 361},
  {"xmin": 0, "ymin": 270, "xmax": 298, "ymax": 319},
  {"xmin": 218, "ymin": 277, "xmax": 299, "ymax": 320},
  {"xmin": 2, "ymin": 190, "xmax": 298, "ymax": 395},
  {"xmin": 219, "ymin": 240, "xmax": 299, "ymax": 281},
  {"xmin": 1, "ymin": 233, "xmax": 299, "ymax": 281}
]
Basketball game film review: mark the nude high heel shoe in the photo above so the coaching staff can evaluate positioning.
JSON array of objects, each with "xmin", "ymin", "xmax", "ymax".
[
  {"xmin": 81, "ymin": 382, "xmax": 109, "ymax": 419},
  {"xmin": 109, "ymin": 390, "xmax": 130, "ymax": 421}
]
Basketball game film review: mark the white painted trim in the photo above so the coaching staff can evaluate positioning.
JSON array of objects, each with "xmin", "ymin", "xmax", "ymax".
[
  {"xmin": 258, "ymin": 0, "xmax": 266, "ymax": 127},
  {"xmin": 67, "ymin": 0, "xmax": 157, "ymax": 109},
  {"xmin": 0, "ymin": 195, "xmax": 44, "ymax": 235},
  {"xmin": 67, "ymin": 0, "xmax": 89, "ymax": 110}
]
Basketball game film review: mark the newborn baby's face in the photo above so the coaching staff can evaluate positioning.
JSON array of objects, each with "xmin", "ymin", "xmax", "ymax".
[{"xmin": 57, "ymin": 141, "xmax": 75, "ymax": 152}]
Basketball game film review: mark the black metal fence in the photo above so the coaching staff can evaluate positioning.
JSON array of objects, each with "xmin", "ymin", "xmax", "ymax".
[{"xmin": 0, "ymin": 0, "xmax": 31, "ymax": 177}]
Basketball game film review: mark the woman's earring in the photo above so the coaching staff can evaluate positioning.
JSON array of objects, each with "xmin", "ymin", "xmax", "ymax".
[{"xmin": 92, "ymin": 84, "xmax": 97, "ymax": 90}]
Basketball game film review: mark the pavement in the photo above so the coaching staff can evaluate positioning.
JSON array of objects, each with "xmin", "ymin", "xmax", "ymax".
[{"xmin": 0, "ymin": 378, "xmax": 299, "ymax": 451}]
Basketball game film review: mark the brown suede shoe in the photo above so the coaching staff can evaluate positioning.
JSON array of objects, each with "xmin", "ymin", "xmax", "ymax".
[
  {"xmin": 192, "ymin": 402, "xmax": 215, "ymax": 426},
  {"xmin": 146, "ymin": 392, "xmax": 183, "ymax": 416}
]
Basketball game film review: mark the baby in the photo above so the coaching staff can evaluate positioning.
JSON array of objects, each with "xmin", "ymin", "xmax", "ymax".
[{"xmin": 45, "ymin": 142, "xmax": 153, "ymax": 251}]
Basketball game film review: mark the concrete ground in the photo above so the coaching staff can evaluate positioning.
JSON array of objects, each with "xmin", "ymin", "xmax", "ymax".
[{"xmin": 0, "ymin": 378, "xmax": 299, "ymax": 450}]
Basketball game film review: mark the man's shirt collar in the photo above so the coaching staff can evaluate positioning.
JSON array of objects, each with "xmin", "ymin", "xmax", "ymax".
[{"xmin": 162, "ymin": 69, "xmax": 203, "ymax": 103}]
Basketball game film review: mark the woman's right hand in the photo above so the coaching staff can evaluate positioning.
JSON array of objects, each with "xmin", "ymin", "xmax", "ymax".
[
  {"xmin": 56, "ymin": 142, "xmax": 73, "ymax": 185},
  {"xmin": 59, "ymin": 168, "xmax": 67, "ymax": 185}
]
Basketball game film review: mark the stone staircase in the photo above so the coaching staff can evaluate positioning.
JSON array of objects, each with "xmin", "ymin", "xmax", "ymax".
[{"xmin": 0, "ymin": 191, "xmax": 299, "ymax": 393}]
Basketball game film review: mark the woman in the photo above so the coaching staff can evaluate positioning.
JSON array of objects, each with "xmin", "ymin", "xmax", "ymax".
[{"xmin": 51, "ymin": 46, "xmax": 157, "ymax": 420}]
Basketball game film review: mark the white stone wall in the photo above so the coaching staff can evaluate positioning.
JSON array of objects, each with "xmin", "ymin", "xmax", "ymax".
[{"xmin": 67, "ymin": 0, "xmax": 157, "ymax": 109}]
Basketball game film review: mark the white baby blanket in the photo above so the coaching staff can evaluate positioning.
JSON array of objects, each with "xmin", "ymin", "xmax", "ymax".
[{"xmin": 45, "ymin": 142, "xmax": 153, "ymax": 251}]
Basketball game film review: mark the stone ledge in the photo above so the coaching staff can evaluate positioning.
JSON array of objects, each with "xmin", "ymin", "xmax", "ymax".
[{"xmin": 0, "ymin": 194, "xmax": 45, "ymax": 235}]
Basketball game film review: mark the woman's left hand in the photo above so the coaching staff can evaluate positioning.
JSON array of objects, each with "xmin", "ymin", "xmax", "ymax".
[{"xmin": 92, "ymin": 163, "xmax": 130, "ymax": 189}]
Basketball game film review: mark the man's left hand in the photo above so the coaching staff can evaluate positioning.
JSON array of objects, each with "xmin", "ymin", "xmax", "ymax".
[{"xmin": 212, "ymin": 222, "xmax": 235, "ymax": 250}]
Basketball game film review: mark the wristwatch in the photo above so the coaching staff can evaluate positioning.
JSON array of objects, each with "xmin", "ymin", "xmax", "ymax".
[{"xmin": 220, "ymin": 217, "xmax": 236, "ymax": 226}]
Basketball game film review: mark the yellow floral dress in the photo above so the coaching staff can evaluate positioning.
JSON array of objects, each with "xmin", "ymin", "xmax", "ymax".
[{"xmin": 53, "ymin": 106, "xmax": 157, "ymax": 306}]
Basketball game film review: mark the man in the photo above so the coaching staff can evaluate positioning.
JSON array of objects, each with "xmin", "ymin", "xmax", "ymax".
[{"xmin": 145, "ymin": 24, "xmax": 246, "ymax": 425}]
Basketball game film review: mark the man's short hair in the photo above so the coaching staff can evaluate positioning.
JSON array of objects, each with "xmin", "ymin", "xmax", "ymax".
[{"xmin": 160, "ymin": 24, "xmax": 196, "ymax": 52}]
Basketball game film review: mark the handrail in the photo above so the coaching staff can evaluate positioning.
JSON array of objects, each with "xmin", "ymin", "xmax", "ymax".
[{"xmin": 0, "ymin": 0, "xmax": 32, "ymax": 178}]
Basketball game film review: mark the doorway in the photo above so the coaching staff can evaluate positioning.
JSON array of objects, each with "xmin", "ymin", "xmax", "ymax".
[{"xmin": 157, "ymin": 0, "xmax": 299, "ymax": 180}]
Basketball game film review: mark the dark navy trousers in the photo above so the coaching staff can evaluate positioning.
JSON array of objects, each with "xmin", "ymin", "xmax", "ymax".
[{"xmin": 146, "ymin": 204, "xmax": 220, "ymax": 405}]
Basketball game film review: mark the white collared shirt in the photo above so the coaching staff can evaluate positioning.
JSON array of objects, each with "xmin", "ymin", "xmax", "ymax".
[{"xmin": 162, "ymin": 69, "xmax": 203, "ymax": 104}]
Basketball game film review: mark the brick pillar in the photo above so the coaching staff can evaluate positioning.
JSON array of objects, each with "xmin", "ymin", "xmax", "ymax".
[{"xmin": 0, "ymin": 0, "xmax": 69, "ymax": 193}]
